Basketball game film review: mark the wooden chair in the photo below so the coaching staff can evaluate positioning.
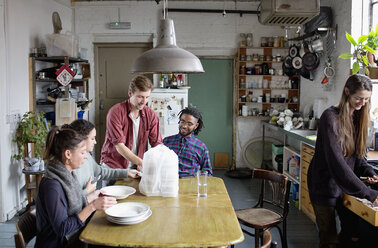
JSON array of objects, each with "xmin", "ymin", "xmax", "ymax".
[
  {"xmin": 14, "ymin": 209, "xmax": 37, "ymax": 248},
  {"xmin": 235, "ymin": 169, "xmax": 291, "ymax": 248},
  {"xmin": 260, "ymin": 230, "xmax": 272, "ymax": 248}
]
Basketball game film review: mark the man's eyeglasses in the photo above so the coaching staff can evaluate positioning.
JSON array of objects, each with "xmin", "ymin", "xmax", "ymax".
[{"xmin": 179, "ymin": 120, "xmax": 196, "ymax": 127}]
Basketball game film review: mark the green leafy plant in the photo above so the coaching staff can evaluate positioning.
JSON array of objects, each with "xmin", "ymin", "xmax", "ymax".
[
  {"xmin": 339, "ymin": 24, "xmax": 378, "ymax": 74},
  {"xmin": 12, "ymin": 111, "xmax": 48, "ymax": 160}
]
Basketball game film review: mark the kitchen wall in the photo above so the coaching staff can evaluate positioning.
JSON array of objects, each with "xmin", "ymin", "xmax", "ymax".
[{"xmin": 0, "ymin": 0, "xmax": 73, "ymax": 221}]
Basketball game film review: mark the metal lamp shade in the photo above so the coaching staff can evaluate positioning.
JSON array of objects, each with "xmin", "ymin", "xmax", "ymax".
[{"xmin": 131, "ymin": 19, "xmax": 204, "ymax": 74}]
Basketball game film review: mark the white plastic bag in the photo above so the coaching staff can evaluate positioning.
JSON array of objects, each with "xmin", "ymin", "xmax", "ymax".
[{"xmin": 139, "ymin": 145, "xmax": 179, "ymax": 197}]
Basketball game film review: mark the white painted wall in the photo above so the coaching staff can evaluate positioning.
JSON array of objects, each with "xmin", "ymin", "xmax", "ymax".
[{"xmin": 0, "ymin": 0, "xmax": 72, "ymax": 222}]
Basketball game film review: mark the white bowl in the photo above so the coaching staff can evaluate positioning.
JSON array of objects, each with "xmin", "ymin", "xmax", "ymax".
[
  {"xmin": 100, "ymin": 185, "xmax": 136, "ymax": 200},
  {"xmin": 105, "ymin": 202, "xmax": 150, "ymax": 218}
]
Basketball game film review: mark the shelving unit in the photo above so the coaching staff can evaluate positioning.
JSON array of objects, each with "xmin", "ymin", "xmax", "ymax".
[
  {"xmin": 234, "ymin": 46, "xmax": 300, "ymax": 118},
  {"xmin": 29, "ymin": 56, "xmax": 90, "ymax": 113},
  {"xmin": 282, "ymin": 145, "xmax": 300, "ymax": 184}
]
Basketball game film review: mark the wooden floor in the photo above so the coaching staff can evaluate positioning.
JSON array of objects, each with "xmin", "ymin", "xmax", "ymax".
[{"xmin": 0, "ymin": 169, "xmax": 319, "ymax": 247}]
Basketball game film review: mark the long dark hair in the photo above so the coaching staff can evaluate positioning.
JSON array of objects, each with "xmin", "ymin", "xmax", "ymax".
[
  {"xmin": 337, "ymin": 74, "xmax": 372, "ymax": 158},
  {"xmin": 179, "ymin": 106, "xmax": 204, "ymax": 135},
  {"xmin": 69, "ymin": 119, "xmax": 95, "ymax": 137},
  {"xmin": 44, "ymin": 126, "xmax": 86, "ymax": 162}
]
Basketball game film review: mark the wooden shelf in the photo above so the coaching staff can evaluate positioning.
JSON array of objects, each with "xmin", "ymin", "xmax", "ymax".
[
  {"xmin": 238, "ymin": 74, "xmax": 289, "ymax": 77},
  {"xmin": 238, "ymin": 102, "xmax": 299, "ymax": 104},
  {"xmin": 238, "ymin": 88, "xmax": 299, "ymax": 90},
  {"xmin": 240, "ymin": 46, "xmax": 289, "ymax": 49}
]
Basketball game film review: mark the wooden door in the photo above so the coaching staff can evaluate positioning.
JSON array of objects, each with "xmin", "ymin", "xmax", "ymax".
[{"xmin": 94, "ymin": 43, "xmax": 152, "ymax": 161}]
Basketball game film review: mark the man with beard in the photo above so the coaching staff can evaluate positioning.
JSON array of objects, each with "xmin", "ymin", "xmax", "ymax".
[
  {"xmin": 163, "ymin": 106, "xmax": 212, "ymax": 177},
  {"xmin": 101, "ymin": 75, "xmax": 162, "ymax": 169}
]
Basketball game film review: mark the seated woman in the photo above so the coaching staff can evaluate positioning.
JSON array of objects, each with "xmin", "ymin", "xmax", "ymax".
[
  {"xmin": 35, "ymin": 126, "xmax": 117, "ymax": 248},
  {"xmin": 69, "ymin": 119, "xmax": 139, "ymax": 195}
]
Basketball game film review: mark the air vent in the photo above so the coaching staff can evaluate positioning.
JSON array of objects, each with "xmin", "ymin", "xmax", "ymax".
[{"xmin": 258, "ymin": 0, "xmax": 320, "ymax": 26}]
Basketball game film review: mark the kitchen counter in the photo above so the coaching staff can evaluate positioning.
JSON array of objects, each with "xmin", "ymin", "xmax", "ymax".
[{"xmin": 262, "ymin": 121, "xmax": 317, "ymax": 147}]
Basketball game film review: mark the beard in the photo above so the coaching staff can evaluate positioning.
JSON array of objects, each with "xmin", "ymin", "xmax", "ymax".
[{"xmin": 179, "ymin": 128, "xmax": 195, "ymax": 137}]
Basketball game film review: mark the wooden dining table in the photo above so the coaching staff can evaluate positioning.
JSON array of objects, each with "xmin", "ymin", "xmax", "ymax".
[{"xmin": 80, "ymin": 176, "xmax": 244, "ymax": 247}]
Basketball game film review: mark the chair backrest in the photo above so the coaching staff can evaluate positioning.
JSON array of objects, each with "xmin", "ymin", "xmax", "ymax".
[
  {"xmin": 14, "ymin": 210, "xmax": 37, "ymax": 248},
  {"xmin": 260, "ymin": 230, "xmax": 272, "ymax": 248},
  {"xmin": 252, "ymin": 169, "xmax": 291, "ymax": 219}
]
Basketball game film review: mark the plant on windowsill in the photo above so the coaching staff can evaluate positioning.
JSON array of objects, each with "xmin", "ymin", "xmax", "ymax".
[
  {"xmin": 12, "ymin": 111, "xmax": 48, "ymax": 161},
  {"xmin": 339, "ymin": 24, "xmax": 378, "ymax": 76}
]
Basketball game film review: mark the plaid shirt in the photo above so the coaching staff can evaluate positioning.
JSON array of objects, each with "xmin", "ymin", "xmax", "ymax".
[{"xmin": 163, "ymin": 134, "xmax": 212, "ymax": 177}]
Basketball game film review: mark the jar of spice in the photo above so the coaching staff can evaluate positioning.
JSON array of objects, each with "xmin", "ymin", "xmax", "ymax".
[
  {"xmin": 260, "ymin": 37, "xmax": 268, "ymax": 47},
  {"xmin": 254, "ymin": 65, "xmax": 262, "ymax": 75},
  {"xmin": 273, "ymin": 36, "xmax": 280, "ymax": 48},
  {"xmin": 240, "ymin": 65, "xmax": 246, "ymax": 75},
  {"xmin": 240, "ymin": 54, "xmax": 246, "ymax": 61},
  {"xmin": 267, "ymin": 37, "xmax": 274, "ymax": 47},
  {"xmin": 276, "ymin": 54, "xmax": 282, "ymax": 62},
  {"xmin": 259, "ymin": 55, "xmax": 265, "ymax": 61},
  {"xmin": 239, "ymin": 78, "xmax": 246, "ymax": 88},
  {"xmin": 272, "ymin": 56, "xmax": 277, "ymax": 62},
  {"xmin": 280, "ymin": 36, "xmax": 285, "ymax": 47}
]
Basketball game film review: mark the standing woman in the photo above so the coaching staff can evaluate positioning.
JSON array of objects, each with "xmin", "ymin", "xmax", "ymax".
[
  {"xmin": 35, "ymin": 126, "xmax": 117, "ymax": 248},
  {"xmin": 308, "ymin": 74, "xmax": 378, "ymax": 248},
  {"xmin": 69, "ymin": 119, "xmax": 138, "ymax": 195}
]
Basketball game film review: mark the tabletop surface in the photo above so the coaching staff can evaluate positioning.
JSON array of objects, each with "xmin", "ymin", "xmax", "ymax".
[{"xmin": 80, "ymin": 177, "xmax": 244, "ymax": 247}]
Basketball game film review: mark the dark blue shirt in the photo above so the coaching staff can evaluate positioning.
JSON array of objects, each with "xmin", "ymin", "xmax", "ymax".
[{"xmin": 35, "ymin": 177, "xmax": 84, "ymax": 248}]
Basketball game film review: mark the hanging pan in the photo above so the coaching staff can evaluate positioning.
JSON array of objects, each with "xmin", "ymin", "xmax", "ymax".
[
  {"xmin": 282, "ymin": 56, "xmax": 296, "ymax": 76},
  {"xmin": 289, "ymin": 44, "xmax": 299, "ymax": 58},
  {"xmin": 303, "ymin": 52, "xmax": 320, "ymax": 71},
  {"xmin": 292, "ymin": 56, "xmax": 303, "ymax": 70}
]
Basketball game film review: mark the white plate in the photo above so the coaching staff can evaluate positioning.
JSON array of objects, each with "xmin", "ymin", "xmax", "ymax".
[
  {"xmin": 105, "ymin": 202, "xmax": 150, "ymax": 218},
  {"xmin": 106, "ymin": 209, "xmax": 152, "ymax": 225},
  {"xmin": 100, "ymin": 185, "xmax": 136, "ymax": 200},
  {"xmin": 106, "ymin": 208, "xmax": 152, "ymax": 223}
]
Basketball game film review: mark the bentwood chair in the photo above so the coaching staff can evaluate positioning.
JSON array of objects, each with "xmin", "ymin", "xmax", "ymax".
[
  {"xmin": 235, "ymin": 169, "xmax": 291, "ymax": 248},
  {"xmin": 14, "ymin": 209, "xmax": 37, "ymax": 248}
]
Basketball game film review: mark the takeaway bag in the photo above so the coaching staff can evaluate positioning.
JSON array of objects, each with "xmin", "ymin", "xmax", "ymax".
[{"xmin": 139, "ymin": 145, "xmax": 179, "ymax": 197}]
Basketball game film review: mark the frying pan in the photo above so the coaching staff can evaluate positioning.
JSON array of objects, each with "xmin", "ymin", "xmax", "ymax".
[
  {"xmin": 289, "ymin": 44, "xmax": 299, "ymax": 58},
  {"xmin": 292, "ymin": 56, "xmax": 303, "ymax": 70},
  {"xmin": 303, "ymin": 52, "xmax": 319, "ymax": 71},
  {"xmin": 300, "ymin": 66, "xmax": 313, "ymax": 81},
  {"xmin": 282, "ymin": 57, "xmax": 296, "ymax": 77}
]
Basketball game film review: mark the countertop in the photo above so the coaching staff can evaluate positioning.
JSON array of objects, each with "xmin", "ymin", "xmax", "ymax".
[{"xmin": 262, "ymin": 121, "xmax": 317, "ymax": 147}]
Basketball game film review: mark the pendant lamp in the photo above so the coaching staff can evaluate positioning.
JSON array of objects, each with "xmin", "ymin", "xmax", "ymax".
[{"xmin": 131, "ymin": 0, "xmax": 204, "ymax": 74}]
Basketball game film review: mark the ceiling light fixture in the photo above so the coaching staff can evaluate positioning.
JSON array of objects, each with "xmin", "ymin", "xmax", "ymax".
[{"xmin": 131, "ymin": 0, "xmax": 204, "ymax": 74}]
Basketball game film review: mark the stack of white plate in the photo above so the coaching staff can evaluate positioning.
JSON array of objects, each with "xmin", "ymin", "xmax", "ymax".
[
  {"xmin": 100, "ymin": 185, "xmax": 136, "ymax": 199},
  {"xmin": 105, "ymin": 202, "xmax": 152, "ymax": 225}
]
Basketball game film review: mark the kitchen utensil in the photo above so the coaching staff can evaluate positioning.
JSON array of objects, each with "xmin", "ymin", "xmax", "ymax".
[
  {"xmin": 299, "ymin": 42, "xmax": 306, "ymax": 57},
  {"xmin": 292, "ymin": 56, "xmax": 303, "ymax": 70},
  {"xmin": 289, "ymin": 44, "xmax": 299, "ymax": 57},
  {"xmin": 303, "ymin": 52, "xmax": 319, "ymax": 71},
  {"xmin": 300, "ymin": 66, "xmax": 312, "ymax": 80},
  {"xmin": 311, "ymin": 37, "xmax": 324, "ymax": 52}
]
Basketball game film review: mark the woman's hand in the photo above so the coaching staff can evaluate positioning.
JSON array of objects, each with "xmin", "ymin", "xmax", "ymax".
[
  {"xmin": 85, "ymin": 176, "xmax": 97, "ymax": 194},
  {"xmin": 128, "ymin": 169, "xmax": 139, "ymax": 178},
  {"xmin": 367, "ymin": 175, "xmax": 378, "ymax": 184},
  {"xmin": 91, "ymin": 196, "xmax": 117, "ymax": 210},
  {"xmin": 87, "ymin": 190, "xmax": 100, "ymax": 203}
]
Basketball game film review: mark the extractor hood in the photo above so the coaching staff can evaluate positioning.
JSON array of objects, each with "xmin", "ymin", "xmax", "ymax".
[{"xmin": 258, "ymin": 0, "xmax": 320, "ymax": 26}]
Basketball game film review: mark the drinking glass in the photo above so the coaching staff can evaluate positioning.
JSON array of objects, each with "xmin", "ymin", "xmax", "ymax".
[{"xmin": 197, "ymin": 171, "xmax": 208, "ymax": 197}]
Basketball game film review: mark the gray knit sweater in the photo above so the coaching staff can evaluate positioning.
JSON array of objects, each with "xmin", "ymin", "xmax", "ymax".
[
  {"xmin": 74, "ymin": 153, "xmax": 128, "ymax": 195},
  {"xmin": 308, "ymin": 106, "xmax": 378, "ymax": 206}
]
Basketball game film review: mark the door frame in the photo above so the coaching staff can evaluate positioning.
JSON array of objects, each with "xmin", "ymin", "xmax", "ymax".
[{"xmin": 93, "ymin": 42, "xmax": 152, "ymax": 159}]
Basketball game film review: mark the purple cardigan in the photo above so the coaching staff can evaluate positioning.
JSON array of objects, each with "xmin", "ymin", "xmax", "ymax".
[{"xmin": 308, "ymin": 106, "xmax": 378, "ymax": 206}]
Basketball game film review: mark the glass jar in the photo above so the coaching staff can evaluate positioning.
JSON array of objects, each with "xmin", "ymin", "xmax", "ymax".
[
  {"xmin": 273, "ymin": 36, "xmax": 280, "ymax": 48},
  {"xmin": 239, "ymin": 78, "xmax": 246, "ymax": 88},
  {"xmin": 240, "ymin": 65, "xmax": 246, "ymax": 75},
  {"xmin": 259, "ymin": 55, "xmax": 265, "ymax": 61},
  {"xmin": 260, "ymin": 37, "xmax": 268, "ymax": 47},
  {"xmin": 252, "ymin": 54, "xmax": 259, "ymax": 61},
  {"xmin": 276, "ymin": 54, "xmax": 282, "ymax": 62},
  {"xmin": 240, "ymin": 54, "xmax": 246, "ymax": 61},
  {"xmin": 254, "ymin": 65, "xmax": 262, "ymax": 75},
  {"xmin": 267, "ymin": 37, "xmax": 274, "ymax": 47},
  {"xmin": 280, "ymin": 36, "xmax": 285, "ymax": 47}
]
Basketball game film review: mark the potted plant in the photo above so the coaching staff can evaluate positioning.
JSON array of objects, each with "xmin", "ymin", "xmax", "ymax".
[
  {"xmin": 12, "ymin": 111, "xmax": 48, "ymax": 161},
  {"xmin": 339, "ymin": 24, "xmax": 378, "ymax": 76}
]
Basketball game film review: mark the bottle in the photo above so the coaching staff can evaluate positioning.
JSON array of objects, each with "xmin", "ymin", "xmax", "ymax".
[{"xmin": 159, "ymin": 74, "xmax": 165, "ymax": 88}]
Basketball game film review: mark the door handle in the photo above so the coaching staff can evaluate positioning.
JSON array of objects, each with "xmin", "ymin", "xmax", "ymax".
[{"xmin": 100, "ymin": 99, "xmax": 104, "ymax": 110}]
